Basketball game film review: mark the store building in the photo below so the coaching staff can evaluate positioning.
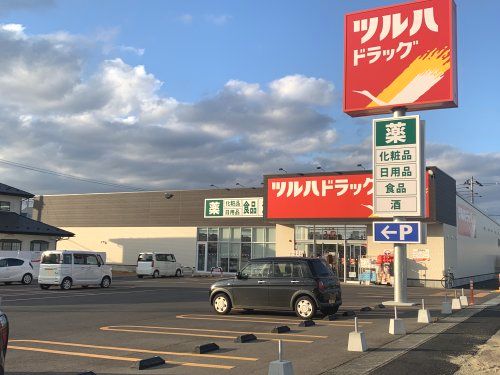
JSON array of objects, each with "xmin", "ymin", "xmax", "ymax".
[{"xmin": 32, "ymin": 167, "xmax": 500, "ymax": 288}]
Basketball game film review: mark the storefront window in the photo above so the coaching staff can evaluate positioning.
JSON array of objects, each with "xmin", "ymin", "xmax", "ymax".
[
  {"xmin": 241, "ymin": 228, "xmax": 251, "ymax": 242},
  {"xmin": 197, "ymin": 226, "xmax": 276, "ymax": 272},
  {"xmin": 266, "ymin": 227, "xmax": 276, "ymax": 242},
  {"xmin": 197, "ymin": 228, "xmax": 207, "ymax": 241},
  {"xmin": 208, "ymin": 228, "xmax": 218, "ymax": 241},
  {"xmin": 253, "ymin": 243, "xmax": 265, "ymax": 259},
  {"xmin": 253, "ymin": 227, "xmax": 265, "ymax": 242},
  {"xmin": 220, "ymin": 227, "xmax": 230, "ymax": 241}
]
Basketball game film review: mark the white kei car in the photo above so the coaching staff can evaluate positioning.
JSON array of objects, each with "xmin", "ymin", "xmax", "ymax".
[{"xmin": 0, "ymin": 257, "xmax": 35, "ymax": 285}]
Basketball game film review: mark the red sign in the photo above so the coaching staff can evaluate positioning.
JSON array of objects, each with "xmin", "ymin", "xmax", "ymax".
[
  {"xmin": 266, "ymin": 173, "xmax": 374, "ymax": 219},
  {"xmin": 266, "ymin": 172, "xmax": 431, "ymax": 220},
  {"xmin": 344, "ymin": 0, "xmax": 457, "ymax": 117}
]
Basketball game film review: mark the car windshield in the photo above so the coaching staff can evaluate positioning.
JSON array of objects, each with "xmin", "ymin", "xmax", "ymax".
[
  {"xmin": 138, "ymin": 254, "xmax": 153, "ymax": 261},
  {"xmin": 310, "ymin": 259, "xmax": 334, "ymax": 277},
  {"xmin": 41, "ymin": 253, "xmax": 60, "ymax": 264}
]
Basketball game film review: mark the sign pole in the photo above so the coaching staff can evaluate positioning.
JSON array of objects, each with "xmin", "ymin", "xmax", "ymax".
[{"xmin": 392, "ymin": 107, "xmax": 407, "ymax": 305}]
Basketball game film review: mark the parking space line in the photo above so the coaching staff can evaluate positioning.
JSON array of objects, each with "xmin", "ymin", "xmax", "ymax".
[
  {"xmin": 102, "ymin": 325, "xmax": 328, "ymax": 339},
  {"xmin": 9, "ymin": 345, "xmax": 234, "ymax": 369},
  {"xmin": 100, "ymin": 326, "xmax": 315, "ymax": 343},
  {"xmin": 3, "ymin": 288, "xmax": 205, "ymax": 303},
  {"xmin": 11, "ymin": 339, "xmax": 257, "ymax": 362},
  {"xmin": 176, "ymin": 314, "xmax": 371, "ymax": 326}
]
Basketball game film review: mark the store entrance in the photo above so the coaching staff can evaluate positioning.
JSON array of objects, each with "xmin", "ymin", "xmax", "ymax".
[{"xmin": 338, "ymin": 244, "xmax": 367, "ymax": 281}]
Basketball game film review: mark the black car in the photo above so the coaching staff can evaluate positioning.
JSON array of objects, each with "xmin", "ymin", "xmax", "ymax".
[
  {"xmin": 0, "ymin": 311, "xmax": 8, "ymax": 375},
  {"xmin": 209, "ymin": 257, "xmax": 342, "ymax": 319}
]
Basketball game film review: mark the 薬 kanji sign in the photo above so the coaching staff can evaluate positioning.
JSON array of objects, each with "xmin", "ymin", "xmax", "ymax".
[
  {"xmin": 372, "ymin": 115, "xmax": 425, "ymax": 217},
  {"xmin": 204, "ymin": 198, "xmax": 263, "ymax": 218},
  {"xmin": 344, "ymin": 0, "xmax": 457, "ymax": 117}
]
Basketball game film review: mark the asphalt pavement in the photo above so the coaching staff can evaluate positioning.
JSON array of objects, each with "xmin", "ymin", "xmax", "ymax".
[{"xmin": 0, "ymin": 275, "xmax": 498, "ymax": 374}]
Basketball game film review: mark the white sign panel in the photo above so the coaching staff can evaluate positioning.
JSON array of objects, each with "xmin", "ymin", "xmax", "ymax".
[{"xmin": 372, "ymin": 115, "xmax": 425, "ymax": 217}]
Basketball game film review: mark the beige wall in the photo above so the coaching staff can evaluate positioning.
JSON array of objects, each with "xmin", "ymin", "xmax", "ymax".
[
  {"xmin": 56, "ymin": 227, "xmax": 197, "ymax": 267},
  {"xmin": 0, "ymin": 233, "xmax": 58, "ymax": 251},
  {"xmin": 275, "ymin": 224, "xmax": 295, "ymax": 256},
  {"xmin": 367, "ymin": 223, "xmax": 446, "ymax": 284},
  {"xmin": 0, "ymin": 194, "xmax": 21, "ymax": 214}
]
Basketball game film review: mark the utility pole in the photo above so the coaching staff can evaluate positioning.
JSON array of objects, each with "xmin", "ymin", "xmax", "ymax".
[{"xmin": 464, "ymin": 177, "xmax": 483, "ymax": 204}]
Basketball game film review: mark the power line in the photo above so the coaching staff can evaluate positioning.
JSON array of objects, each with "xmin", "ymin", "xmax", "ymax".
[{"xmin": 0, "ymin": 158, "xmax": 146, "ymax": 191}]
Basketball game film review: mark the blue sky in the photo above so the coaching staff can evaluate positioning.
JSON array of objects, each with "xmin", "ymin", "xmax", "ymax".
[{"xmin": 0, "ymin": 0, "xmax": 499, "ymax": 212}]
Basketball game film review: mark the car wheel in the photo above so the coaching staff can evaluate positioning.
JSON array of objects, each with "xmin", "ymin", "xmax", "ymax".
[
  {"xmin": 152, "ymin": 270, "xmax": 159, "ymax": 279},
  {"xmin": 39, "ymin": 284, "xmax": 50, "ymax": 290},
  {"xmin": 137, "ymin": 275, "xmax": 144, "ymax": 279},
  {"xmin": 321, "ymin": 305, "xmax": 339, "ymax": 316},
  {"xmin": 21, "ymin": 273, "xmax": 33, "ymax": 285},
  {"xmin": 60, "ymin": 278, "xmax": 72, "ymax": 290},
  {"xmin": 295, "ymin": 296, "xmax": 316, "ymax": 320},
  {"xmin": 101, "ymin": 276, "xmax": 111, "ymax": 288},
  {"xmin": 213, "ymin": 293, "xmax": 232, "ymax": 315},
  {"xmin": 175, "ymin": 269, "xmax": 182, "ymax": 277}
]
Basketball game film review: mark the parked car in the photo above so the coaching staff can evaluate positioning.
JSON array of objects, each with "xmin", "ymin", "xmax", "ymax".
[
  {"xmin": 136, "ymin": 252, "xmax": 183, "ymax": 278},
  {"xmin": 0, "ymin": 258, "xmax": 34, "ymax": 285},
  {"xmin": 38, "ymin": 250, "xmax": 112, "ymax": 290},
  {"xmin": 209, "ymin": 257, "xmax": 342, "ymax": 319},
  {"xmin": 0, "ymin": 311, "xmax": 8, "ymax": 375}
]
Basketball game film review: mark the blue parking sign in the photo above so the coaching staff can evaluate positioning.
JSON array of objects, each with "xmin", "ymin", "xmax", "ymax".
[{"xmin": 373, "ymin": 221, "xmax": 424, "ymax": 243}]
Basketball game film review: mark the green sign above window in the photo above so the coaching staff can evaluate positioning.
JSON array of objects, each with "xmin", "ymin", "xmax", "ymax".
[{"xmin": 204, "ymin": 198, "xmax": 263, "ymax": 218}]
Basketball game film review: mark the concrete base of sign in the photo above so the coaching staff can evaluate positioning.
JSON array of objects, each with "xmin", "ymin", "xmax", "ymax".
[
  {"xmin": 441, "ymin": 301, "xmax": 452, "ymax": 314},
  {"xmin": 383, "ymin": 300, "xmax": 416, "ymax": 307},
  {"xmin": 389, "ymin": 318, "xmax": 406, "ymax": 335},
  {"xmin": 459, "ymin": 296, "xmax": 468, "ymax": 307},
  {"xmin": 268, "ymin": 360, "xmax": 294, "ymax": 375},
  {"xmin": 347, "ymin": 331, "xmax": 367, "ymax": 352},
  {"xmin": 417, "ymin": 309, "xmax": 431, "ymax": 323},
  {"xmin": 451, "ymin": 298, "xmax": 462, "ymax": 310}
]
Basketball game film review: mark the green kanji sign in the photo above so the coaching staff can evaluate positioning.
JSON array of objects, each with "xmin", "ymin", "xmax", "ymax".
[{"xmin": 375, "ymin": 117, "xmax": 417, "ymax": 147}]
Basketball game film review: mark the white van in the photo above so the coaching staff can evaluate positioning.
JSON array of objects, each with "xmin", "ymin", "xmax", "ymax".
[
  {"xmin": 38, "ymin": 250, "xmax": 112, "ymax": 290},
  {"xmin": 136, "ymin": 252, "xmax": 182, "ymax": 278}
]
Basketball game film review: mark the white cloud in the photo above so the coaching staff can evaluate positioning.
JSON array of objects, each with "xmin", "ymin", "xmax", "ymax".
[
  {"xmin": 270, "ymin": 75, "xmax": 335, "ymax": 106},
  {"xmin": 0, "ymin": 24, "xmax": 337, "ymax": 195},
  {"xmin": 178, "ymin": 14, "xmax": 193, "ymax": 24},
  {"xmin": 205, "ymin": 14, "xmax": 232, "ymax": 26}
]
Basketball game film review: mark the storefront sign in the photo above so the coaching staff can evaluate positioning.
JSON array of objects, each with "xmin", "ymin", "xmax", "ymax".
[
  {"xmin": 373, "ymin": 115, "xmax": 425, "ymax": 217},
  {"xmin": 344, "ymin": 0, "xmax": 457, "ymax": 117},
  {"xmin": 204, "ymin": 198, "xmax": 263, "ymax": 218},
  {"xmin": 410, "ymin": 248, "xmax": 430, "ymax": 262},
  {"xmin": 265, "ymin": 173, "xmax": 374, "ymax": 219}
]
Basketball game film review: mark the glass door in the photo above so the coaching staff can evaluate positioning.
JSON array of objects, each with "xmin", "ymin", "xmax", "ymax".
[{"xmin": 197, "ymin": 242, "xmax": 206, "ymax": 271}]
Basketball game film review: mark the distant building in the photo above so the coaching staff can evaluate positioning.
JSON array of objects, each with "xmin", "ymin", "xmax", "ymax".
[{"xmin": 0, "ymin": 183, "xmax": 73, "ymax": 254}]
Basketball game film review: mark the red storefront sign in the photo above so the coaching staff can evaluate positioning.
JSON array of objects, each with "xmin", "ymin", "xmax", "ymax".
[
  {"xmin": 344, "ymin": 0, "xmax": 457, "ymax": 117},
  {"xmin": 266, "ymin": 173, "xmax": 374, "ymax": 219},
  {"xmin": 265, "ymin": 172, "xmax": 430, "ymax": 220}
]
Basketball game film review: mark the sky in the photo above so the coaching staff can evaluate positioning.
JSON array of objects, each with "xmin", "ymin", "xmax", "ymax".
[{"xmin": 0, "ymin": 0, "xmax": 499, "ymax": 216}]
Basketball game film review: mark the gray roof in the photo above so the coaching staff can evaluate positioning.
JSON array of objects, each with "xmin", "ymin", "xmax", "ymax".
[
  {"xmin": 0, "ymin": 211, "xmax": 74, "ymax": 237},
  {"xmin": 0, "ymin": 183, "xmax": 34, "ymax": 198}
]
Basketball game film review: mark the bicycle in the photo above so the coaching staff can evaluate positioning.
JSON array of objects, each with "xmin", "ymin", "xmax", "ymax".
[{"xmin": 441, "ymin": 268, "xmax": 455, "ymax": 289}]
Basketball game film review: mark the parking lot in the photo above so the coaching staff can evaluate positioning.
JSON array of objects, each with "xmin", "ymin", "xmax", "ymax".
[{"xmin": 1, "ymin": 275, "xmax": 498, "ymax": 374}]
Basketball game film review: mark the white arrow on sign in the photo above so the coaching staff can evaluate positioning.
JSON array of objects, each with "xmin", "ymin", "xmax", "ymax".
[{"xmin": 381, "ymin": 225, "xmax": 397, "ymax": 240}]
